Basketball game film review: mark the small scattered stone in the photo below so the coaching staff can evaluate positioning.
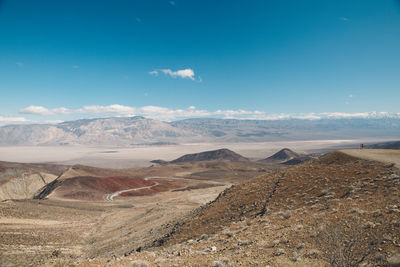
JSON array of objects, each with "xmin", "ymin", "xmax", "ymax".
[
  {"xmin": 212, "ymin": 258, "xmax": 230, "ymax": 267},
  {"xmin": 130, "ymin": 260, "xmax": 149, "ymax": 267},
  {"xmin": 273, "ymin": 248, "xmax": 285, "ymax": 256}
]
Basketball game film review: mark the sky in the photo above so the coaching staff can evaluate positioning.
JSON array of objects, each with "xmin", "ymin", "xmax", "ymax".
[{"xmin": 0, "ymin": 0, "xmax": 400, "ymax": 123}]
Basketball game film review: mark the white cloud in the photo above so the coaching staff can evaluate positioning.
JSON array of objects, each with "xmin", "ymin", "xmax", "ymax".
[
  {"xmin": 16, "ymin": 62, "xmax": 24, "ymax": 68},
  {"xmin": 150, "ymin": 68, "xmax": 196, "ymax": 80},
  {"xmin": 320, "ymin": 111, "xmax": 392, "ymax": 119},
  {"xmin": 160, "ymin": 69, "xmax": 195, "ymax": 80},
  {"xmin": 19, "ymin": 105, "xmax": 52, "ymax": 116},
  {"xmin": 19, "ymin": 106, "xmax": 73, "ymax": 116},
  {"xmin": 0, "ymin": 115, "xmax": 29, "ymax": 126},
  {"xmin": 0, "ymin": 116, "xmax": 28, "ymax": 122},
  {"xmin": 338, "ymin": 17, "xmax": 349, "ymax": 21},
  {"xmin": 18, "ymin": 105, "xmax": 400, "ymax": 122},
  {"xmin": 43, "ymin": 120, "xmax": 64, "ymax": 124},
  {"xmin": 149, "ymin": 70, "xmax": 159, "ymax": 76}
]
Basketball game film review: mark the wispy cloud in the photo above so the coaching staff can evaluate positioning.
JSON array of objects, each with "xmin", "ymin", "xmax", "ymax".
[
  {"xmin": 0, "ymin": 115, "xmax": 29, "ymax": 126},
  {"xmin": 0, "ymin": 115, "xmax": 28, "ymax": 122},
  {"xmin": 320, "ymin": 111, "xmax": 392, "ymax": 119},
  {"xmin": 16, "ymin": 62, "xmax": 24, "ymax": 68},
  {"xmin": 169, "ymin": 1, "xmax": 176, "ymax": 6},
  {"xmin": 72, "ymin": 65, "xmax": 80, "ymax": 69},
  {"xmin": 19, "ymin": 104, "xmax": 259, "ymax": 121},
  {"xmin": 18, "ymin": 105, "xmax": 400, "ymax": 122},
  {"xmin": 148, "ymin": 70, "xmax": 158, "ymax": 76},
  {"xmin": 149, "ymin": 68, "xmax": 197, "ymax": 81},
  {"xmin": 338, "ymin": 17, "xmax": 349, "ymax": 22}
]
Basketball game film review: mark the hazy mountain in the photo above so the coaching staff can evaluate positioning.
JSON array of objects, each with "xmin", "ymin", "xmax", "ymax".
[
  {"xmin": 0, "ymin": 116, "xmax": 196, "ymax": 146},
  {"xmin": 171, "ymin": 117, "xmax": 400, "ymax": 142},
  {"xmin": 367, "ymin": 141, "xmax": 400, "ymax": 149},
  {"xmin": 0, "ymin": 116, "xmax": 399, "ymax": 146}
]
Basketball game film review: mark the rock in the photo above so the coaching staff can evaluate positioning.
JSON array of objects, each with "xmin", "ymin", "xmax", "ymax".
[
  {"xmin": 373, "ymin": 209, "xmax": 383, "ymax": 218},
  {"xmin": 212, "ymin": 258, "xmax": 230, "ymax": 267},
  {"xmin": 294, "ymin": 224, "xmax": 303, "ymax": 231},
  {"xmin": 154, "ymin": 257, "xmax": 165, "ymax": 264},
  {"xmin": 383, "ymin": 234, "xmax": 393, "ymax": 241},
  {"xmin": 305, "ymin": 249, "xmax": 320, "ymax": 258},
  {"xmin": 222, "ymin": 228, "xmax": 234, "ymax": 238},
  {"xmin": 389, "ymin": 208, "xmax": 400, "ymax": 214},
  {"xmin": 272, "ymin": 239, "xmax": 280, "ymax": 247},
  {"xmin": 291, "ymin": 251, "xmax": 301, "ymax": 262},
  {"xmin": 387, "ymin": 254, "xmax": 400, "ymax": 267},
  {"xmin": 199, "ymin": 234, "xmax": 209, "ymax": 240},
  {"xmin": 51, "ymin": 250, "xmax": 61, "ymax": 258},
  {"xmin": 130, "ymin": 260, "xmax": 150, "ymax": 267},
  {"xmin": 392, "ymin": 220, "xmax": 400, "ymax": 227},
  {"xmin": 281, "ymin": 211, "xmax": 291, "ymax": 219},
  {"xmin": 274, "ymin": 210, "xmax": 291, "ymax": 219},
  {"xmin": 280, "ymin": 237, "xmax": 289, "ymax": 244},
  {"xmin": 273, "ymin": 248, "xmax": 285, "ymax": 256},
  {"xmin": 364, "ymin": 221, "xmax": 376, "ymax": 228}
]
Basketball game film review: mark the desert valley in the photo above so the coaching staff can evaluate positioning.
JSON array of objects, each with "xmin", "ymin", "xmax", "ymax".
[
  {"xmin": 0, "ymin": 125, "xmax": 400, "ymax": 266},
  {"xmin": 1, "ymin": 1, "xmax": 400, "ymax": 266}
]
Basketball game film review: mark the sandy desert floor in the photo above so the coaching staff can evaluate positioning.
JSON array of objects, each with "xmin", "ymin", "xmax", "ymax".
[
  {"xmin": 0, "ymin": 183, "xmax": 230, "ymax": 266},
  {"xmin": 0, "ymin": 139, "xmax": 391, "ymax": 168}
]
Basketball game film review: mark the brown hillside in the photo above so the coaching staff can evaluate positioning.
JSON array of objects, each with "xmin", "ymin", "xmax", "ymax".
[
  {"xmin": 0, "ymin": 161, "xmax": 68, "ymax": 200},
  {"xmin": 153, "ymin": 151, "xmax": 400, "ymax": 265}
]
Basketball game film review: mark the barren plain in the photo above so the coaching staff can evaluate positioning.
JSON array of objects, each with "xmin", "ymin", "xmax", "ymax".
[{"xmin": 0, "ymin": 139, "xmax": 387, "ymax": 168}]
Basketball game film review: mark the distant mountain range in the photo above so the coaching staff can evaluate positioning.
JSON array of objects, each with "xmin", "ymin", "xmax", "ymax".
[
  {"xmin": 0, "ymin": 116, "xmax": 399, "ymax": 146},
  {"xmin": 367, "ymin": 141, "xmax": 400, "ymax": 149}
]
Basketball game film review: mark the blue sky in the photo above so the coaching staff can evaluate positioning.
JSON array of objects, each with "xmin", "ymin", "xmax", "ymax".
[{"xmin": 0, "ymin": 0, "xmax": 400, "ymax": 123}]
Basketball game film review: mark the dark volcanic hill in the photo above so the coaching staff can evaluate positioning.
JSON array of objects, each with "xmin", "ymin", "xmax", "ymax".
[
  {"xmin": 258, "ymin": 148, "xmax": 301, "ymax": 164},
  {"xmin": 268, "ymin": 148, "xmax": 300, "ymax": 160},
  {"xmin": 169, "ymin": 148, "xmax": 249, "ymax": 164}
]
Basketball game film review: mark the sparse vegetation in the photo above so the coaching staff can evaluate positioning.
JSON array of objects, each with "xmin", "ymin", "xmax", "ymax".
[{"xmin": 314, "ymin": 218, "xmax": 379, "ymax": 267}]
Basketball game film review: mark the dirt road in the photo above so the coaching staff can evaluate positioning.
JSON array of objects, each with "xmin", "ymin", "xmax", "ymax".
[
  {"xmin": 105, "ymin": 181, "xmax": 159, "ymax": 201},
  {"xmin": 341, "ymin": 149, "xmax": 400, "ymax": 168},
  {"xmin": 105, "ymin": 176, "xmax": 228, "ymax": 202}
]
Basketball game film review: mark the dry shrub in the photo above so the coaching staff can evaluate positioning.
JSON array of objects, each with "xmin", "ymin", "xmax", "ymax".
[{"xmin": 314, "ymin": 218, "xmax": 379, "ymax": 267}]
